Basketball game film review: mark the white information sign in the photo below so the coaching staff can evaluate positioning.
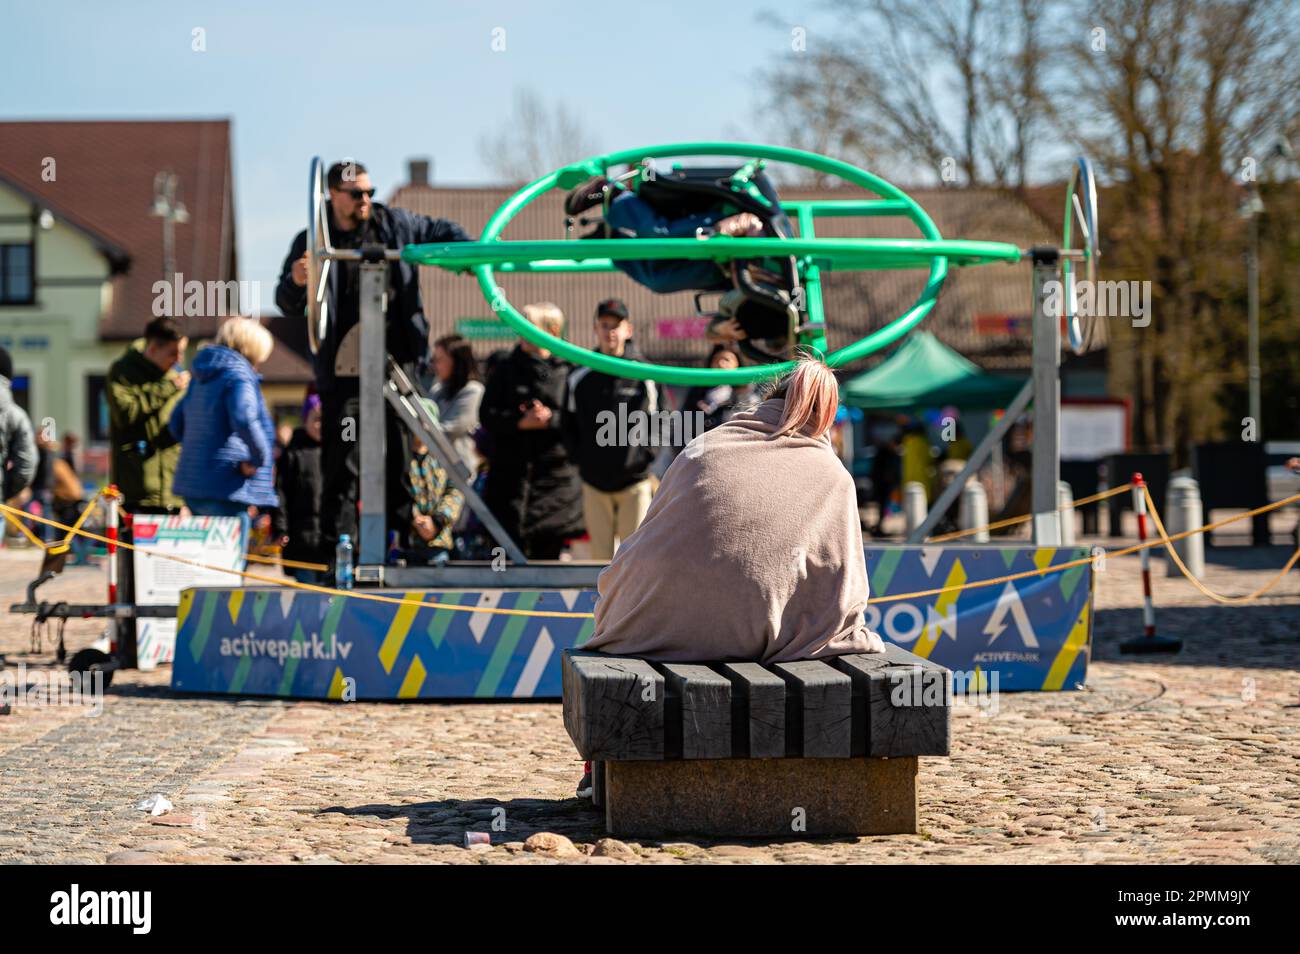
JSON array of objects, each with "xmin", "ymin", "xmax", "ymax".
[
  {"xmin": 132, "ymin": 515, "xmax": 243, "ymax": 670},
  {"xmin": 1060, "ymin": 404, "xmax": 1128, "ymax": 461}
]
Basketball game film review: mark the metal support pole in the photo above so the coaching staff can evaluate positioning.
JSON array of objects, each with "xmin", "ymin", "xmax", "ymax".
[
  {"xmin": 1133, "ymin": 475, "xmax": 1156, "ymax": 637},
  {"xmin": 794, "ymin": 207, "xmax": 828, "ymax": 357},
  {"xmin": 1031, "ymin": 249, "xmax": 1062, "ymax": 545},
  {"xmin": 105, "ymin": 494, "xmax": 119, "ymax": 606},
  {"xmin": 358, "ymin": 258, "xmax": 388, "ymax": 566},
  {"xmin": 1246, "ymin": 211, "xmax": 1262, "ymax": 437},
  {"xmin": 1120, "ymin": 472, "xmax": 1181, "ymax": 653},
  {"xmin": 385, "ymin": 361, "xmax": 529, "ymax": 566}
]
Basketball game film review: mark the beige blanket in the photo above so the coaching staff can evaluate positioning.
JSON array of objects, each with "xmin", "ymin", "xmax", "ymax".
[{"xmin": 586, "ymin": 398, "xmax": 884, "ymax": 662}]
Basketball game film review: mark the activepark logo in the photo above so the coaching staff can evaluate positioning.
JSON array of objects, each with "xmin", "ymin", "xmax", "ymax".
[{"xmin": 217, "ymin": 630, "xmax": 353, "ymax": 666}]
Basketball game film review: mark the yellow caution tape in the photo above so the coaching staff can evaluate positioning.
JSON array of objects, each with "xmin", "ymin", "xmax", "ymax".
[{"xmin": 3, "ymin": 490, "xmax": 1297, "ymax": 619}]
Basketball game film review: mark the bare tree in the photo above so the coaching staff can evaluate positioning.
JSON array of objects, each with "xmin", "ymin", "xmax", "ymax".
[
  {"xmin": 761, "ymin": 49, "xmax": 887, "ymax": 185},
  {"xmin": 983, "ymin": 0, "xmax": 1053, "ymax": 187},
  {"xmin": 477, "ymin": 89, "xmax": 601, "ymax": 184},
  {"xmin": 762, "ymin": 0, "xmax": 1057, "ymax": 185},
  {"xmin": 764, "ymin": 0, "xmax": 1298, "ymax": 451},
  {"xmin": 1064, "ymin": 0, "xmax": 1300, "ymax": 451}
]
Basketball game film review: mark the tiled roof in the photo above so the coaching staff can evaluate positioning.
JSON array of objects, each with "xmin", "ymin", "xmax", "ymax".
[
  {"xmin": 0, "ymin": 119, "xmax": 236, "ymax": 341},
  {"xmin": 387, "ymin": 181, "xmax": 1063, "ymax": 372}
]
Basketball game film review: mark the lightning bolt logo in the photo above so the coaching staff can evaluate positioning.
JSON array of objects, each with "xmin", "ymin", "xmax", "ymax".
[{"xmin": 983, "ymin": 582, "xmax": 1038, "ymax": 648}]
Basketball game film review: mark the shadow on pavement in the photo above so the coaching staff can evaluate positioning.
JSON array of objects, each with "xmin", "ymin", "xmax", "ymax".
[{"xmin": 1092, "ymin": 602, "xmax": 1300, "ymax": 671}]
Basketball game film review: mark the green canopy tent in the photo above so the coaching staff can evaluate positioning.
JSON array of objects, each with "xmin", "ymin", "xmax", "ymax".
[{"xmin": 841, "ymin": 331, "xmax": 1025, "ymax": 411}]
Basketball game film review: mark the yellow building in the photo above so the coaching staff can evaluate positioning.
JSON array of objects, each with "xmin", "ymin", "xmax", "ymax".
[{"xmin": 0, "ymin": 120, "xmax": 242, "ymax": 478}]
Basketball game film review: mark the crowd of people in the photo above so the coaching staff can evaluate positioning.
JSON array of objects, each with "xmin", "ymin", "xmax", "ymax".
[
  {"xmin": 265, "ymin": 160, "xmax": 753, "ymax": 568},
  {"xmin": 77, "ymin": 298, "xmax": 747, "ymax": 574},
  {"xmin": 0, "ymin": 159, "xmax": 759, "ymax": 572},
  {"xmin": 0, "ymin": 155, "xmax": 921, "ymax": 801}
]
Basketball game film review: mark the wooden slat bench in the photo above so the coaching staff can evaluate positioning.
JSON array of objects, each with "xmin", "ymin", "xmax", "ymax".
[{"xmin": 562, "ymin": 643, "xmax": 951, "ymax": 838}]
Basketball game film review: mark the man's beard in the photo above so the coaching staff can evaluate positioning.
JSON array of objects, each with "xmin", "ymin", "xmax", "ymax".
[{"xmin": 338, "ymin": 207, "xmax": 370, "ymax": 230}]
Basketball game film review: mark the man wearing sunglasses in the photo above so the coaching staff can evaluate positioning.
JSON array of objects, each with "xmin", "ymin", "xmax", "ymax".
[{"xmin": 276, "ymin": 159, "xmax": 473, "ymax": 558}]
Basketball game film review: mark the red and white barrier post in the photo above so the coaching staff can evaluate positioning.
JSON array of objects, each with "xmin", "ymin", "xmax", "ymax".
[
  {"xmin": 104, "ymin": 489, "xmax": 122, "ymax": 657},
  {"xmin": 1135, "ymin": 473, "xmax": 1155, "ymax": 638},
  {"xmin": 1120, "ymin": 472, "xmax": 1183, "ymax": 654},
  {"xmin": 105, "ymin": 490, "xmax": 119, "ymax": 605}
]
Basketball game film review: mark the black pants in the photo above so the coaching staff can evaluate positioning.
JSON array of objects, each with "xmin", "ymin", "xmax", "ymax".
[
  {"xmin": 871, "ymin": 481, "xmax": 896, "ymax": 530},
  {"xmin": 483, "ymin": 457, "xmax": 572, "ymax": 560},
  {"xmin": 319, "ymin": 376, "xmax": 414, "ymax": 555}
]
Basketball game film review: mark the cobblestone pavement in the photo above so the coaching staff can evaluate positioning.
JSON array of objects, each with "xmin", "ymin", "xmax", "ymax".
[{"xmin": 0, "ymin": 532, "xmax": 1297, "ymax": 865}]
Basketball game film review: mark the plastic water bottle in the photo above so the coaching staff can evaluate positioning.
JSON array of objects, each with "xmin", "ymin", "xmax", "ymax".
[{"xmin": 335, "ymin": 534, "xmax": 354, "ymax": 590}]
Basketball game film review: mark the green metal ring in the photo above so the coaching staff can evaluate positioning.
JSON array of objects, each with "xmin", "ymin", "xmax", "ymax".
[{"xmin": 403, "ymin": 142, "xmax": 1021, "ymax": 386}]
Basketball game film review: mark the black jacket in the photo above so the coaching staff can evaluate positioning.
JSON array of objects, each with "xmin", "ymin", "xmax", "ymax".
[
  {"xmin": 480, "ymin": 345, "xmax": 571, "ymax": 465},
  {"xmin": 275, "ymin": 202, "xmax": 472, "ymax": 391},
  {"xmin": 480, "ymin": 345, "xmax": 584, "ymax": 542},
  {"xmin": 562, "ymin": 345, "xmax": 659, "ymax": 492},
  {"xmin": 272, "ymin": 428, "xmax": 325, "ymax": 564}
]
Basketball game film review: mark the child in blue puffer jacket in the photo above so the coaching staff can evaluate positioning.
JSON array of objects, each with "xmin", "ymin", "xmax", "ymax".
[{"xmin": 169, "ymin": 318, "xmax": 279, "ymax": 556}]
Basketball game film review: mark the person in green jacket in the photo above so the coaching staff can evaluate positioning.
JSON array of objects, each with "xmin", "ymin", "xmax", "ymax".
[{"xmin": 107, "ymin": 317, "xmax": 190, "ymax": 513}]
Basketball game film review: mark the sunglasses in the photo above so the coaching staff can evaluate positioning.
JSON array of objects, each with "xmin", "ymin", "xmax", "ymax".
[{"xmin": 336, "ymin": 187, "xmax": 376, "ymax": 200}]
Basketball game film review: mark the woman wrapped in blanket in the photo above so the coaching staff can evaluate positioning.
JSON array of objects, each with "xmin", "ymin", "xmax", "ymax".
[
  {"xmin": 572, "ymin": 358, "xmax": 882, "ymax": 798},
  {"xmin": 586, "ymin": 357, "xmax": 884, "ymax": 662}
]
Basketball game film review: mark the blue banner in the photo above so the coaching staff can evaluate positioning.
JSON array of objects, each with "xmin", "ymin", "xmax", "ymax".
[
  {"xmin": 171, "ymin": 588, "xmax": 596, "ymax": 700},
  {"xmin": 863, "ymin": 545, "xmax": 1093, "ymax": 692},
  {"xmin": 170, "ymin": 546, "xmax": 1091, "ymax": 700}
]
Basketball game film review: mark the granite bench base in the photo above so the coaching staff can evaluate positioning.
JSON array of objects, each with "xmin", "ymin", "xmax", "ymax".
[
  {"xmin": 595, "ymin": 755, "xmax": 917, "ymax": 837},
  {"xmin": 563, "ymin": 644, "xmax": 950, "ymax": 838}
]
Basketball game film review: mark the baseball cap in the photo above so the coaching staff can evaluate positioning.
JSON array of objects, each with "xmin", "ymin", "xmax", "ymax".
[{"xmin": 595, "ymin": 298, "xmax": 629, "ymax": 321}]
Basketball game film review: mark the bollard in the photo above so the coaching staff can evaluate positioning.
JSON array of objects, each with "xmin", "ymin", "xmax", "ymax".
[
  {"xmin": 959, "ymin": 481, "xmax": 990, "ymax": 543},
  {"xmin": 1164, "ymin": 475, "xmax": 1187, "ymax": 576},
  {"xmin": 1165, "ymin": 476, "xmax": 1205, "ymax": 578},
  {"xmin": 1057, "ymin": 481, "xmax": 1076, "ymax": 546},
  {"xmin": 902, "ymin": 482, "xmax": 928, "ymax": 538}
]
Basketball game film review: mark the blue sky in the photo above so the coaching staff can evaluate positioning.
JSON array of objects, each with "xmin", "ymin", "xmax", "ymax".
[{"xmin": 2, "ymin": 0, "xmax": 809, "ymax": 307}]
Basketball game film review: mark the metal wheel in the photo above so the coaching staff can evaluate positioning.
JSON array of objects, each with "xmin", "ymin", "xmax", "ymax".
[
  {"xmin": 1063, "ymin": 156, "xmax": 1100, "ymax": 355},
  {"xmin": 404, "ymin": 142, "xmax": 1021, "ymax": 386},
  {"xmin": 306, "ymin": 157, "xmax": 333, "ymax": 355}
]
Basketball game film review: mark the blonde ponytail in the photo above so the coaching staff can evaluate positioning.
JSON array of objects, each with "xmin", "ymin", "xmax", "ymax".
[{"xmin": 773, "ymin": 357, "xmax": 839, "ymax": 438}]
